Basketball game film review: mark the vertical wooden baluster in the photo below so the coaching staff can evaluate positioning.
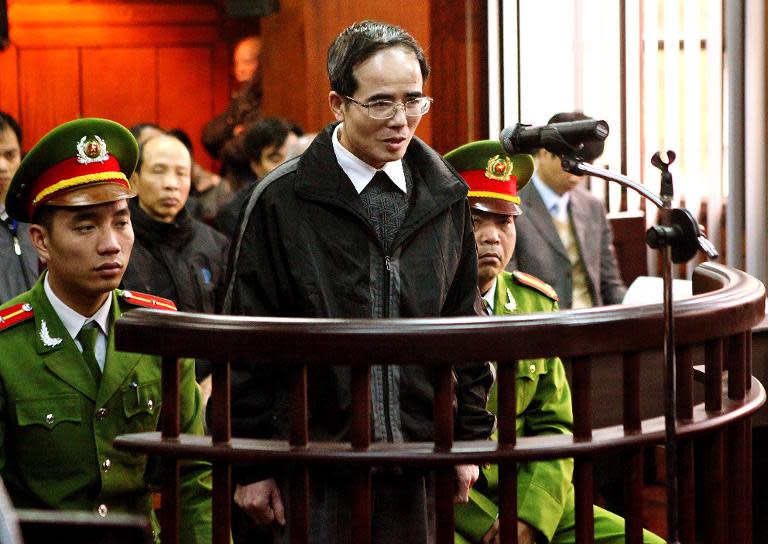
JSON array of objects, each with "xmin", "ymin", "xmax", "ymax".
[
  {"xmin": 211, "ymin": 361, "xmax": 232, "ymax": 544},
  {"xmin": 571, "ymin": 356, "xmax": 594, "ymax": 544},
  {"xmin": 289, "ymin": 364, "xmax": 309, "ymax": 544},
  {"xmin": 622, "ymin": 351, "xmax": 643, "ymax": 544},
  {"xmin": 702, "ymin": 339, "xmax": 726, "ymax": 544},
  {"xmin": 351, "ymin": 365, "xmax": 372, "ymax": 544},
  {"xmin": 497, "ymin": 361, "xmax": 517, "ymax": 544},
  {"xmin": 161, "ymin": 355, "xmax": 180, "ymax": 543},
  {"xmin": 728, "ymin": 333, "xmax": 746, "ymax": 400},
  {"xmin": 434, "ymin": 365, "xmax": 455, "ymax": 544}
]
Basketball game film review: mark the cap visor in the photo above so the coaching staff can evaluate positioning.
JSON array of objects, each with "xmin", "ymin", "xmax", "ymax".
[{"xmin": 469, "ymin": 197, "xmax": 521, "ymax": 216}]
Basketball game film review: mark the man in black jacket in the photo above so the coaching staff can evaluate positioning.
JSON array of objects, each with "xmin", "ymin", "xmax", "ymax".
[
  {"xmin": 0, "ymin": 111, "xmax": 38, "ymax": 303},
  {"xmin": 122, "ymin": 133, "xmax": 229, "ymax": 386},
  {"xmin": 223, "ymin": 20, "xmax": 495, "ymax": 544}
]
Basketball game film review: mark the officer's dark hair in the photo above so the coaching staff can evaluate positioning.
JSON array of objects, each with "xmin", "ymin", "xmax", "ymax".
[
  {"xmin": 534, "ymin": 111, "xmax": 605, "ymax": 163},
  {"xmin": 327, "ymin": 20, "xmax": 430, "ymax": 98},
  {"xmin": 31, "ymin": 205, "xmax": 56, "ymax": 231},
  {"xmin": 135, "ymin": 133, "xmax": 191, "ymax": 175},
  {"xmin": 243, "ymin": 117, "xmax": 303, "ymax": 163},
  {"xmin": 0, "ymin": 110, "xmax": 22, "ymax": 144}
]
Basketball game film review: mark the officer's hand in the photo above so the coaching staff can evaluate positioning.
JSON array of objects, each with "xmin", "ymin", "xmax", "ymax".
[
  {"xmin": 234, "ymin": 479, "xmax": 286, "ymax": 526},
  {"xmin": 481, "ymin": 519, "xmax": 536, "ymax": 544},
  {"xmin": 453, "ymin": 464, "xmax": 479, "ymax": 503}
]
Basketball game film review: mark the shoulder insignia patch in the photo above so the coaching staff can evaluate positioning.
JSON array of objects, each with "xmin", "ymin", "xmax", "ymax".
[
  {"xmin": 512, "ymin": 271, "xmax": 559, "ymax": 301},
  {"xmin": 118, "ymin": 290, "xmax": 177, "ymax": 311},
  {"xmin": 0, "ymin": 303, "xmax": 34, "ymax": 331}
]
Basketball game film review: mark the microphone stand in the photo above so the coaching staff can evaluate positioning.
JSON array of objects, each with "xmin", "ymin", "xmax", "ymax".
[{"xmin": 559, "ymin": 152, "xmax": 718, "ymax": 544}]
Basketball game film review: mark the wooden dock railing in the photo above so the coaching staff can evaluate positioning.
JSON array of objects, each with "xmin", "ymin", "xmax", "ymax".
[{"xmin": 112, "ymin": 262, "xmax": 765, "ymax": 544}]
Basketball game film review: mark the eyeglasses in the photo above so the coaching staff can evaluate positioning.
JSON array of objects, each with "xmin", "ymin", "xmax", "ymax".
[{"xmin": 343, "ymin": 95, "xmax": 434, "ymax": 119}]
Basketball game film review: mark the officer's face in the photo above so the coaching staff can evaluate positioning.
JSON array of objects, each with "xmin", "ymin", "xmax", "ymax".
[
  {"xmin": 535, "ymin": 150, "xmax": 583, "ymax": 195},
  {"xmin": 329, "ymin": 46, "xmax": 424, "ymax": 169},
  {"xmin": 30, "ymin": 200, "xmax": 134, "ymax": 315},
  {"xmin": 0, "ymin": 126, "xmax": 21, "ymax": 206},
  {"xmin": 134, "ymin": 136, "xmax": 192, "ymax": 223},
  {"xmin": 472, "ymin": 209, "xmax": 516, "ymax": 295}
]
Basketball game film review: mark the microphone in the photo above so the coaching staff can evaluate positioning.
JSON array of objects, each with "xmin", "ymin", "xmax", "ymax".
[{"xmin": 500, "ymin": 119, "xmax": 610, "ymax": 157}]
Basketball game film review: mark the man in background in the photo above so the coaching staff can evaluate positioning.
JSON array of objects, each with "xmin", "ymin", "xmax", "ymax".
[
  {"xmin": 214, "ymin": 117, "xmax": 300, "ymax": 239},
  {"xmin": 121, "ymin": 133, "xmax": 229, "ymax": 396},
  {"xmin": 203, "ymin": 35, "xmax": 263, "ymax": 163},
  {"xmin": 509, "ymin": 111, "xmax": 626, "ymax": 309},
  {"xmin": 0, "ymin": 111, "xmax": 38, "ymax": 303}
]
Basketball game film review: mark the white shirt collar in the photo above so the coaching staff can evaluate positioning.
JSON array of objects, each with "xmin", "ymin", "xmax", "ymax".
[
  {"xmin": 331, "ymin": 123, "xmax": 407, "ymax": 194},
  {"xmin": 532, "ymin": 173, "xmax": 570, "ymax": 222},
  {"xmin": 44, "ymin": 272, "xmax": 111, "ymax": 340},
  {"xmin": 482, "ymin": 277, "xmax": 497, "ymax": 314}
]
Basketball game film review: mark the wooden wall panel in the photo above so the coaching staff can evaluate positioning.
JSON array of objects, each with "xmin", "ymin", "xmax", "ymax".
[
  {"xmin": 0, "ymin": 45, "xmax": 20, "ymax": 121},
  {"xmin": 81, "ymin": 48, "xmax": 157, "ymax": 128},
  {"xmin": 157, "ymin": 46, "xmax": 213, "ymax": 163},
  {"xmin": 18, "ymin": 49, "xmax": 80, "ymax": 149},
  {"xmin": 260, "ymin": 0, "xmax": 432, "ymax": 141}
]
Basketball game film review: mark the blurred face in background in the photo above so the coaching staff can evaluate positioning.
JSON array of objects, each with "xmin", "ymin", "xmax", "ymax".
[
  {"xmin": 0, "ymin": 126, "xmax": 21, "ymax": 206},
  {"xmin": 233, "ymin": 37, "xmax": 262, "ymax": 84},
  {"xmin": 250, "ymin": 132, "xmax": 298, "ymax": 179},
  {"xmin": 535, "ymin": 149, "xmax": 584, "ymax": 196},
  {"xmin": 133, "ymin": 135, "xmax": 192, "ymax": 223}
]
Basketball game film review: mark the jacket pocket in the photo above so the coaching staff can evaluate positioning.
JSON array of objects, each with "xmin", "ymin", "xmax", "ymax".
[
  {"xmin": 122, "ymin": 379, "xmax": 162, "ymax": 419},
  {"xmin": 16, "ymin": 393, "xmax": 81, "ymax": 429}
]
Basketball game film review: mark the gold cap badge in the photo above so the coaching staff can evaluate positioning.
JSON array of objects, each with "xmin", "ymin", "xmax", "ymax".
[{"xmin": 485, "ymin": 154, "xmax": 513, "ymax": 181}]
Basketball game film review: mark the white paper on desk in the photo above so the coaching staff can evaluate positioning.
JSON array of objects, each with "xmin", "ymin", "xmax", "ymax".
[{"xmin": 621, "ymin": 276, "xmax": 693, "ymax": 305}]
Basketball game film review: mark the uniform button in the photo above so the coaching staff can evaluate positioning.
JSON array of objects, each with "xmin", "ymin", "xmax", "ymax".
[
  {"xmin": 529, "ymin": 364, "xmax": 537, "ymax": 374},
  {"xmin": 102, "ymin": 459, "xmax": 112, "ymax": 472},
  {"xmin": 45, "ymin": 413, "xmax": 54, "ymax": 425},
  {"xmin": 97, "ymin": 504, "xmax": 108, "ymax": 517},
  {"xmin": 147, "ymin": 399, "xmax": 154, "ymax": 411},
  {"xmin": 95, "ymin": 408, "xmax": 108, "ymax": 420}
]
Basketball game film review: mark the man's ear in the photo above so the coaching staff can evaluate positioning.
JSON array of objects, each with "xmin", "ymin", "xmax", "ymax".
[
  {"xmin": 28, "ymin": 224, "xmax": 51, "ymax": 263},
  {"xmin": 130, "ymin": 171, "xmax": 141, "ymax": 194},
  {"xmin": 328, "ymin": 91, "xmax": 345, "ymax": 121}
]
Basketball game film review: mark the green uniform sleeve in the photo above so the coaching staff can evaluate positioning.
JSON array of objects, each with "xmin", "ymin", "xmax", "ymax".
[{"xmin": 516, "ymin": 356, "xmax": 574, "ymax": 542}]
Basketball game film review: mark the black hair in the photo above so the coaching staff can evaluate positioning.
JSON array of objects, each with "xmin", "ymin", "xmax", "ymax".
[
  {"xmin": 242, "ymin": 117, "xmax": 303, "ymax": 162},
  {"xmin": 0, "ymin": 110, "xmax": 22, "ymax": 144},
  {"xmin": 541, "ymin": 111, "xmax": 605, "ymax": 162},
  {"xmin": 327, "ymin": 20, "xmax": 430, "ymax": 97}
]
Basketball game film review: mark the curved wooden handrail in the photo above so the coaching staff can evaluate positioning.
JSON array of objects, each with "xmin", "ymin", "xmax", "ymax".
[
  {"xmin": 112, "ymin": 262, "xmax": 766, "ymax": 544},
  {"xmin": 114, "ymin": 263, "xmax": 764, "ymax": 364}
]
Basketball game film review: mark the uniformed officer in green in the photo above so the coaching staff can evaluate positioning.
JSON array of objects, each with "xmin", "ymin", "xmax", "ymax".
[
  {"xmin": 445, "ymin": 141, "xmax": 663, "ymax": 544},
  {"xmin": 0, "ymin": 118, "xmax": 213, "ymax": 542}
]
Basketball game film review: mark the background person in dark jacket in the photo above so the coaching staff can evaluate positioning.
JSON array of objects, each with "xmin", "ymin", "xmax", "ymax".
[
  {"xmin": 214, "ymin": 117, "xmax": 301, "ymax": 239},
  {"xmin": 222, "ymin": 20, "xmax": 495, "ymax": 544},
  {"xmin": 0, "ymin": 111, "xmax": 38, "ymax": 303},
  {"xmin": 121, "ymin": 133, "xmax": 229, "ymax": 390}
]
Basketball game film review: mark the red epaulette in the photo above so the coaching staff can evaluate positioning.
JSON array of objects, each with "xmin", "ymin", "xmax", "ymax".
[
  {"xmin": 118, "ymin": 290, "xmax": 178, "ymax": 311},
  {"xmin": 512, "ymin": 271, "xmax": 559, "ymax": 302},
  {"xmin": 0, "ymin": 303, "xmax": 34, "ymax": 331}
]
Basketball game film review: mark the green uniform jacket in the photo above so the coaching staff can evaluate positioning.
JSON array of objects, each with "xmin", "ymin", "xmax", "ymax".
[
  {"xmin": 455, "ymin": 270, "xmax": 574, "ymax": 543},
  {"xmin": 0, "ymin": 277, "xmax": 213, "ymax": 543}
]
